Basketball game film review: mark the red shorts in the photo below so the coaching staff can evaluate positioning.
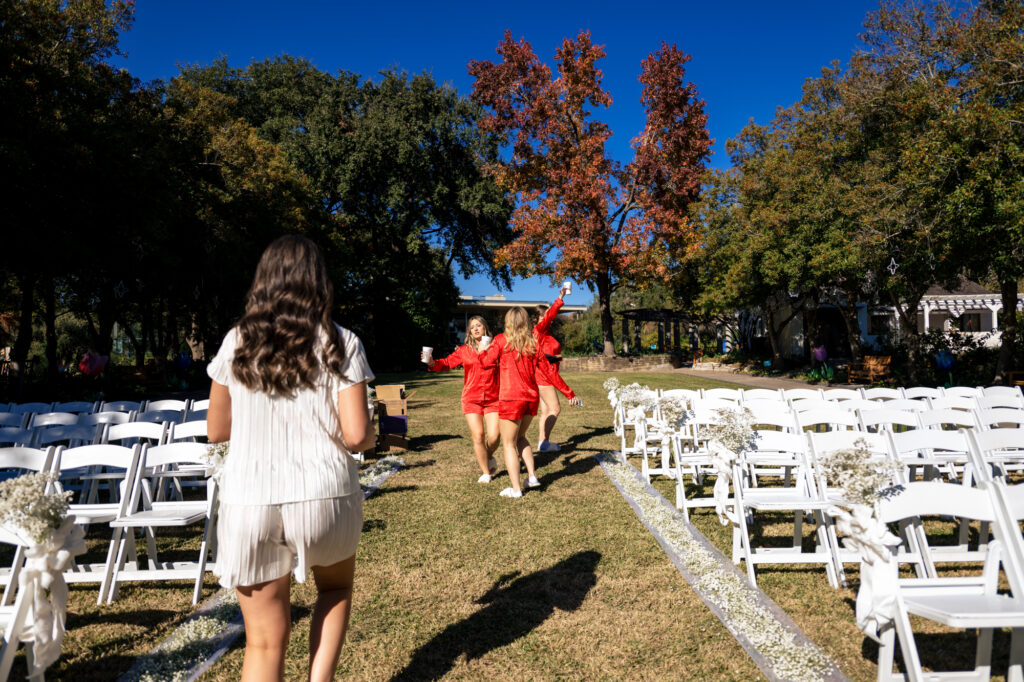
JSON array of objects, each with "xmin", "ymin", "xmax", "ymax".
[
  {"xmin": 497, "ymin": 399, "xmax": 539, "ymax": 421},
  {"xmin": 462, "ymin": 398, "xmax": 498, "ymax": 415}
]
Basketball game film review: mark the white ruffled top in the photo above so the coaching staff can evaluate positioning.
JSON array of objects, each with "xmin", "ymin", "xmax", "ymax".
[{"xmin": 206, "ymin": 323, "xmax": 374, "ymax": 505}]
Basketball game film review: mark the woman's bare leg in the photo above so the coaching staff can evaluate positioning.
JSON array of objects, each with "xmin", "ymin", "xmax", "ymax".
[
  {"xmin": 236, "ymin": 574, "xmax": 292, "ymax": 682},
  {"xmin": 464, "ymin": 413, "xmax": 491, "ymax": 476},
  {"xmin": 499, "ymin": 418, "xmax": 522, "ymax": 491},
  {"xmin": 518, "ymin": 414, "xmax": 536, "ymax": 479},
  {"xmin": 308, "ymin": 555, "xmax": 356, "ymax": 682},
  {"xmin": 537, "ymin": 385, "xmax": 561, "ymax": 446},
  {"xmin": 483, "ymin": 411, "xmax": 500, "ymax": 459}
]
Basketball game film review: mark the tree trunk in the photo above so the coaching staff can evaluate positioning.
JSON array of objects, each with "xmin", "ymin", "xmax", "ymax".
[
  {"xmin": 10, "ymin": 272, "xmax": 35, "ymax": 398},
  {"xmin": 43, "ymin": 276, "xmax": 58, "ymax": 381},
  {"xmin": 825, "ymin": 287, "xmax": 864, "ymax": 361},
  {"xmin": 121, "ymin": 317, "xmax": 147, "ymax": 368},
  {"xmin": 763, "ymin": 306, "xmax": 785, "ymax": 369},
  {"xmin": 890, "ymin": 289, "xmax": 925, "ymax": 385},
  {"xmin": 994, "ymin": 279, "xmax": 1019, "ymax": 385},
  {"xmin": 596, "ymin": 272, "xmax": 615, "ymax": 356}
]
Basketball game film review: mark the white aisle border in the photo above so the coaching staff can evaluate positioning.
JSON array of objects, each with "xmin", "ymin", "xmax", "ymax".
[
  {"xmin": 596, "ymin": 451, "xmax": 847, "ymax": 682},
  {"xmin": 118, "ymin": 455, "xmax": 404, "ymax": 682}
]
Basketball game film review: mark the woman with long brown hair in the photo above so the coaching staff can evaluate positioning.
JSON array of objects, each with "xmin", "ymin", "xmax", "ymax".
[
  {"xmin": 480, "ymin": 306, "xmax": 580, "ymax": 498},
  {"xmin": 423, "ymin": 315, "xmax": 500, "ymax": 482},
  {"xmin": 207, "ymin": 235, "xmax": 376, "ymax": 682}
]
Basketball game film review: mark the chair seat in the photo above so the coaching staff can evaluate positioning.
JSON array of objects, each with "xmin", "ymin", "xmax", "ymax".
[
  {"xmin": 110, "ymin": 502, "xmax": 209, "ymax": 528},
  {"xmin": 69, "ymin": 503, "xmax": 120, "ymax": 524},
  {"xmin": 743, "ymin": 490, "xmax": 832, "ymax": 511},
  {"xmin": 904, "ymin": 592, "xmax": 1024, "ymax": 628}
]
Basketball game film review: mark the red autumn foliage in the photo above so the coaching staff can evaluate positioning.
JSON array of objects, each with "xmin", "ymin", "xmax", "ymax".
[{"xmin": 469, "ymin": 31, "xmax": 711, "ymax": 355}]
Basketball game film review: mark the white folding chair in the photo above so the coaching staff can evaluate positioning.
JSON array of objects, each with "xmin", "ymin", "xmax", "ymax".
[
  {"xmin": 0, "ymin": 525, "xmax": 40, "ymax": 681},
  {"xmin": 145, "ymin": 399, "xmax": 189, "ymax": 413},
  {"xmin": 0, "ymin": 448, "xmax": 56, "ymax": 606},
  {"xmin": 740, "ymin": 388, "xmax": 784, "ymax": 402},
  {"xmin": 902, "ymin": 387, "xmax": 943, "ymax": 400},
  {"xmin": 789, "ymin": 398, "xmax": 838, "ymax": 413},
  {"xmin": 874, "ymin": 480, "xmax": 1024, "ymax": 682},
  {"xmin": 945, "ymin": 386, "xmax": 984, "ymax": 399},
  {"xmin": 978, "ymin": 394, "xmax": 1024, "ymax": 411},
  {"xmin": 863, "ymin": 387, "xmax": 903, "ymax": 401},
  {"xmin": 796, "ymin": 408, "xmax": 861, "ymax": 433},
  {"xmin": 837, "ymin": 398, "xmax": 883, "ymax": 412},
  {"xmin": 0, "ymin": 414, "xmax": 26, "ymax": 429},
  {"xmin": 0, "ymin": 428, "xmax": 33, "ymax": 447},
  {"xmin": 702, "ymin": 388, "xmax": 742, "ymax": 402},
  {"xmin": 730, "ymin": 430, "xmax": 841, "ymax": 587},
  {"xmin": 919, "ymin": 408, "xmax": 978, "ymax": 431},
  {"xmin": 106, "ymin": 442, "xmax": 219, "ymax": 605},
  {"xmin": 100, "ymin": 400, "xmax": 144, "ymax": 414},
  {"xmin": 190, "ymin": 398, "xmax": 211, "ymax": 411},
  {"xmin": 880, "ymin": 399, "xmax": 929, "ymax": 413},
  {"xmin": 7, "ymin": 403, "xmax": 52, "ymax": 416},
  {"xmin": 783, "ymin": 388, "xmax": 824, "ymax": 402},
  {"xmin": 77, "ymin": 411, "xmax": 130, "ymax": 428},
  {"xmin": 981, "ymin": 385, "xmax": 1024, "ymax": 407},
  {"xmin": 133, "ymin": 409, "xmax": 184, "ymax": 425},
  {"xmin": 822, "ymin": 388, "xmax": 862, "ymax": 401},
  {"xmin": 975, "ymin": 408, "xmax": 1024, "ymax": 431},
  {"xmin": 928, "ymin": 396, "xmax": 978, "ymax": 412},
  {"xmin": 858, "ymin": 408, "xmax": 921, "ymax": 434},
  {"xmin": 51, "ymin": 444, "xmax": 142, "ymax": 603}
]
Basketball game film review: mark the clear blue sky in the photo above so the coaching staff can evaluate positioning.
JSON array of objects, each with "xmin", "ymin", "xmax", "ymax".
[{"xmin": 112, "ymin": 0, "xmax": 883, "ymax": 303}]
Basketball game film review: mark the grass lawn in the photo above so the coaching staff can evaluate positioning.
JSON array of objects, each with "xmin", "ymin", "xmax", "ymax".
[{"xmin": 11, "ymin": 369, "xmax": 1006, "ymax": 680}]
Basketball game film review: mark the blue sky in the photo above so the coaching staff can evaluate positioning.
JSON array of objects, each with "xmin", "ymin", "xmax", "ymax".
[{"xmin": 113, "ymin": 0, "xmax": 883, "ymax": 303}]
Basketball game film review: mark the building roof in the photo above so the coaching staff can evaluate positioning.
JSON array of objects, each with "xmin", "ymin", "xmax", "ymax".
[
  {"xmin": 456, "ymin": 294, "xmax": 587, "ymax": 314},
  {"xmin": 924, "ymin": 276, "xmax": 994, "ymax": 297}
]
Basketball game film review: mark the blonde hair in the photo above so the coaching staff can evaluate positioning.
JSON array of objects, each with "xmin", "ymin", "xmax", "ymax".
[
  {"xmin": 503, "ymin": 307, "xmax": 537, "ymax": 356},
  {"xmin": 464, "ymin": 315, "xmax": 491, "ymax": 350}
]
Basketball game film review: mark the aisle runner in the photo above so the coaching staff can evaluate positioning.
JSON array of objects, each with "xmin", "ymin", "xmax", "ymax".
[
  {"xmin": 118, "ymin": 456, "xmax": 404, "ymax": 682},
  {"xmin": 596, "ymin": 452, "xmax": 847, "ymax": 682}
]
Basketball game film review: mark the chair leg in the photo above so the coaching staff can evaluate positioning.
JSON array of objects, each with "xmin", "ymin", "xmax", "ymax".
[
  {"xmin": 1, "ymin": 545, "xmax": 25, "ymax": 606},
  {"xmin": 974, "ymin": 628, "xmax": 993, "ymax": 681},
  {"xmin": 99, "ymin": 526, "xmax": 126, "ymax": 605},
  {"xmin": 893, "ymin": 601, "xmax": 925, "ymax": 682},
  {"xmin": 878, "ymin": 626, "xmax": 898, "ymax": 682},
  {"xmin": 1008, "ymin": 628, "xmax": 1024, "ymax": 682}
]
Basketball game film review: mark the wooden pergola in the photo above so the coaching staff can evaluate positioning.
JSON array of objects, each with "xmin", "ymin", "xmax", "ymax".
[{"xmin": 618, "ymin": 308, "xmax": 694, "ymax": 355}]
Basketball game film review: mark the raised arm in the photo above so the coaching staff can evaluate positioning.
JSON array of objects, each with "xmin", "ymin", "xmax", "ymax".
[
  {"xmin": 534, "ymin": 296, "xmax": 565, "ymax": 336},
  {"xmin": 427, "ymin": 346, "xmax": 467, "ymax": 372},
  {"xmin": 479, "ymin": 334, "xmax": 505, "ymax": 368}
]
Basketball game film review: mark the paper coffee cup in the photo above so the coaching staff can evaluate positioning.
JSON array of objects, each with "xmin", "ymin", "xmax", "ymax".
[
  {"xmin": 421, "ymin": 346, "xmax": 432, "ymax": 364},
  {"xmin": 563, "ymin": 280, "xmax": 572, "ymax": 296},
  {"xmin": 480, "ymin": 335, "xmax": 491, "ymax": 350}
]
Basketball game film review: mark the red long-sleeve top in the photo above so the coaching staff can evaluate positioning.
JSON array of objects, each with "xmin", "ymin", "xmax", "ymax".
[
  {"xmin": 428, "ymin": 345, "xmax": 498, "ymax": 403},
  {"xmin": 534, "ymin": 298, "xmax": 564, "ymax": 384},
  {"xmin": 480, "ymin": 333, "xmax": 575, "ymax": 402}
]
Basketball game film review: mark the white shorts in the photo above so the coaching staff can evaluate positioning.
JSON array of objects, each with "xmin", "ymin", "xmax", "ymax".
[{"xmin": 215, "ymin": 493, "xmax": 363, "ymax": 588}]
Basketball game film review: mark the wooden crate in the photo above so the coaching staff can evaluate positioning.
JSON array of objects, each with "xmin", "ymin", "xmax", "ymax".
[{"xmin": 848, "ymin": 355, "xmax": 892, "ymax": 384}]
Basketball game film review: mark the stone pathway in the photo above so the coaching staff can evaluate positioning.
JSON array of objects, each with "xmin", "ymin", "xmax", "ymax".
[{"xmin": 675, "ymin": 367, "xmax": 860, "ymax": 391}]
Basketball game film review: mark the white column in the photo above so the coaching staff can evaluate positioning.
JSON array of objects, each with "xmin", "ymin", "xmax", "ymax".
[
  {"xmin": 986, "ymin": 302, "xmax": 1001, "ymax": 331},
  {"xmin": 923, "ymin": 302, "xmax": 931, "ymax": 332}
]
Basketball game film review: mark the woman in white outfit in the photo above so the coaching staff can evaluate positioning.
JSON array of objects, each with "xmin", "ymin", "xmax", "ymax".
[{"xmin": 207, "ymin": 235, "xmax": 376, "ymax": 682}]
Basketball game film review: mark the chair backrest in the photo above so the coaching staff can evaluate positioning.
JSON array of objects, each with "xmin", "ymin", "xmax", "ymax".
[
  {"xmin": 789, "ymin": 398, "xmax": 837, "ymax": 413},
  {"xmin": 969, "ymin": 428, "xmax": 1024, "ymax": 458},
  {"xmin": 100, "ymin": 400, "xmax": 144, "ymax": 413},
  {"xmin": 983, "ymin": 385, "xmax": 1024, "ymax": 400},
  {"xmin": 858, "ymin": 408, "xmax": 920, "ymax": 433},
  {"xmin": 944, "ymin": 386, "xmax": 983, "ymax": 399},
  {"xmin": 887, "ymin": 428, "xmax": 970, "ymax": 469},
  {"xmin": 145, "ymin": 399, "xmax": 189, "ymax": 412},
  {"xmin": 0, "ymin": 428, "xmax": 33, "ymax": 447},
  {"xmin": 77, "ymin": 411, "xmax": 131, "ymax": 426},
  {"xmin": 140, "ymin": 442, "xmax": 211, "ymax": 469},
  {"xmin": 0, "ymin": 446, "xmax": 55, "ymax": 477},
  {"xmin": 702, "ymin": 388, "xmax": 741, "ymax": 402},
  {"xmin": 796, "ymin": 408, "xmax": 861, "ymax": 432},
  {"xmin": 917, "ymin": 408, "xmax": 977, "ymax": 430},
  {"xmin": 103, "ymin": 421, "xmax": 167, "ymax": 446},
  {"xmin": 688, "ymin": 397, "xmax": 738, "ymax": 412},
  {"xmin": 33, "ymin": 424, "xmax": 100, "ymax": 449},
  {"xmin": 167, "ymin": 420, "xmax": 208, "ymax": 442},
  {"xmin": 53, "ymin": 443, "xmax": 140, "ymax": 474},
  {"xmin": 190, "ymin": 398, "xmax": 211, "ymax": 411},
  {"xmin": 877, "ymin": 480, "xmax": 994, "ymax": 524},
  {"xmin": 863, "ymin": 387, "xmax": 902, "ymax": 401},
  {"xmin": 7, "ymin": 402, "xmax": 52, "ymax": 415},
  {"xmin": 184, "ymin": 409, "xmax": 208, "ymax": 423},
  {"xmin": 783, "ymin": 388, "xmax": 824, "ymax": 402},
  {"xmin": 27, "ymin": 412, "xmax": 78, "ymax": 429},
  {"xmin": 748, "ymin": 429, "xmax": 808, "ymax": 457},
  {"xmin": 902, "ymin": 387, "xmax": 943, "ymax": 400},
  {"xmin": 745, "ymin": 405, "xmax": 798, "ymax": 432},
  {"xmin": 51, "ymin": 401, "xmax": 99, "ymax": 414},
  {"xmin": 133, "ymin": 409, "xmax": 184, "ymax": 425},
  {"xmin": 740, "ymin": 388, "xmax": 784, "ymax": 402},
  {"xmin": 0, "ymin": 414, "xmax": 25, "ymax": 428},
  {"xmin": 977, "ymin": 394, "xmax": 1024, "ymax": 410},
  {"xmin": 836, "ymin": 398, "xmax": 882, "ymax": 412},
  {"xmin": 807, "ymin": 430, "xmax": 890, "ymax": 459},
  {"xmin": 975, "ymin": 408, "xmax": 1024, "ymax": 430},
  {"xmin": 927, "ymin": 396, "xmax": 976, "ymax": 412},
  {"xmin": 822, "ymin": 388, "xmax": 861, "ymax": 401},
  {"xmin": 881, "ymin": 399, "xmax": 928, "ymax": 413}
]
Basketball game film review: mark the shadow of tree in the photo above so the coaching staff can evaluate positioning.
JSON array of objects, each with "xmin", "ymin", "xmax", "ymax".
[
  {"xmin": 389, "ymin": 550, "xmax": 601, "ymax": 681},
  {"xmin": 409, "ymin": 434, "xmax": 459, "ymax": 451}
]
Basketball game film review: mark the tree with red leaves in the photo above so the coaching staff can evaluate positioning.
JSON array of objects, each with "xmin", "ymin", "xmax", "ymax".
[{"xmin": 469, "ymin": 30, "xmax": 711, "ymax": 355}]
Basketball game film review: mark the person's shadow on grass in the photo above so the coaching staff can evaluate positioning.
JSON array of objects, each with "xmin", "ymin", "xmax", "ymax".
[{"xmin": 388, "ymin": 550, "xmax": 601, "ymax": 681}]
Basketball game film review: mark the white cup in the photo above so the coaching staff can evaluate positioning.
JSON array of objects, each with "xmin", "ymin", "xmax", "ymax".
[
  {"xmin": 421, "ymin": 346, "xmax": 432, "ymax": 364},
  {"xmin": 479, "ymin": 335, "xmax": 491, "ymax": 350},
  {"xmin": 562, "ymin": 280, "xmax": 572, "ymax": 296}
]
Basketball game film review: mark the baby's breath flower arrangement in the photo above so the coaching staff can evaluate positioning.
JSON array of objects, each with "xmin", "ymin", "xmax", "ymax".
[
  {"xmin": 705, "ymin": 408, "xmax": 756, "ymax": 527},
  {"xmin": 603, "ymin": 377, "xmax": 620, "ymax": 406},
  {"xmin": 616, "ymin": 382, "xmax": 657, "ymax": 413},
  {"xmin": 204, "ymin": 442, "xmax": 230, "ymax": 485},
  {"xmin": 819, "ymin": 438, "xmax": 904, "ymax": 643},
  {"xmin": 0, "ymin": 472, "xmax": 72, "ymax": 545},
  {"xmin": 657, "ymin": 394, "xmax": 690, "ymax": 431}
]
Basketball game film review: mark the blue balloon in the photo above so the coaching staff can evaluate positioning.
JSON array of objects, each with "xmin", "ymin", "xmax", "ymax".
[{"xmin": 935, "ymin": 350, "xmax": 955, "ymax": 371}]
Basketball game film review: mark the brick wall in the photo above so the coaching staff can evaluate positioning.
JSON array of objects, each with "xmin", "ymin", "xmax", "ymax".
[{"xmin": 560, "ymin": 354, "xmax": 682, "ymax": 373}]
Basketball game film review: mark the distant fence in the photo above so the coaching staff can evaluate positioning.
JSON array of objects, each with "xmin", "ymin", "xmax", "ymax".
[{"xmin": 560, "ymin": 353, "xmax": 683, "ymax": 373}]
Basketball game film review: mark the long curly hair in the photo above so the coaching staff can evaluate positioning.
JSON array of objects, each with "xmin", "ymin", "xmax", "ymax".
[
  {"xmin": 503, "ymin": 307, "xmax": 536, "ymax": 356},
  {"xmin": 464, "ymin": 315, "xmax": 491, "ymax": 351},
  {"xmin": 231, "ymin": 235, "xmax": 346, "ymax": 395}
]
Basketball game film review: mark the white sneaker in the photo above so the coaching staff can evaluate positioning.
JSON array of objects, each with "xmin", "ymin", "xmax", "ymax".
[
  {"xmin": 537, "ymin": 441, "xmax": 560, "ymax": 452},
  {"xmin": 526, "ymin": 476, "xmax": 541, "ymax": 488},
  {"xmin": 478, "ymin": 474, "xmax": 492, "ymax": 483},
  {"xmin": 499, "ymin": 487, "xmax": 523, "ymax": 498},
  {"xmin": 488, "ymin": 457, "xmax": 498, "ymax": 475}
]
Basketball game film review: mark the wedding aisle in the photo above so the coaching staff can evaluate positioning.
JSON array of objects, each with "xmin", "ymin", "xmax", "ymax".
[{"xmin": 201, "ymin": 370, "xmax": 763, "ymax": 680}]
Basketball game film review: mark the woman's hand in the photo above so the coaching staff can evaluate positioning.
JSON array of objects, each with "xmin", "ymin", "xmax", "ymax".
[
  {"xmin": 338, "ymin": 381, "xmax": 377, "ymax": 452},
  {"xmin": 568, "ymin": 396, "xmax": 583, "ymax": 407}
]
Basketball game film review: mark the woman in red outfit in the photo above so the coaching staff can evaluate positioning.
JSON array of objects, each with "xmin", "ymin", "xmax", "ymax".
[
  {"xmin": 534, "ymin": 284, "xmax": 570, "ymax": 453},
  {"xmin": 481, "ymin": 306, "xmax": 580, "ymax": 498},
  {"xmin": 424, "ymin": 316, "xmax": 500, "ymax": 482}
]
